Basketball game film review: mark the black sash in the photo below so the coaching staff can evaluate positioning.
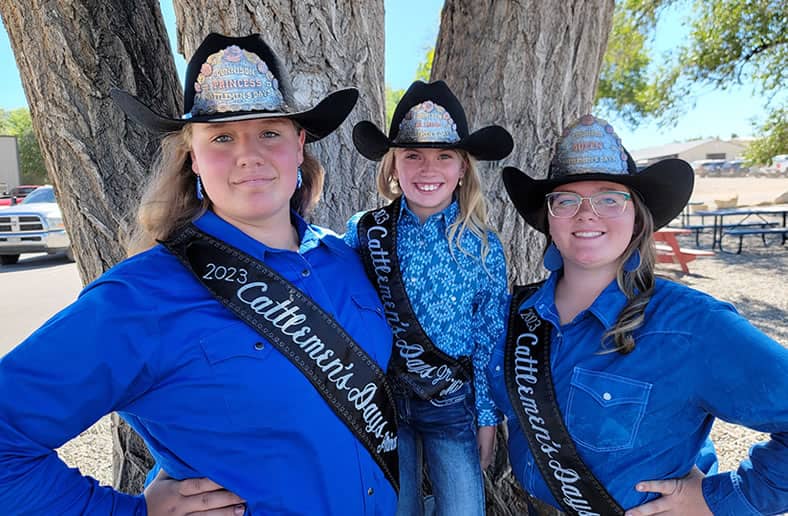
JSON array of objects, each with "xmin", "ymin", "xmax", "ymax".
[
  {"xmin": 161, "ymin": 224, "xmax": 399, "ymax": 491},
  {"xmin": 357, "ymin": 198, "xmax": 473, "ymax": 401},
  {"xmin": 504, "ymin": 285, "xmax": 623, "ymax": 516}
]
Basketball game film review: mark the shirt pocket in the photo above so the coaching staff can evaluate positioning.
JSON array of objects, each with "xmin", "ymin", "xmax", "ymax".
[
  {"xmin": 565, "ymin": 367, "xmax": 652, "ymax": 452},
  {"xmin": 199, "ymin": 322, "xmax": 275, "ymax": 425},
  {"xmin": 344, "ymin": 292, "xmax": 392, "ymax": 364}
]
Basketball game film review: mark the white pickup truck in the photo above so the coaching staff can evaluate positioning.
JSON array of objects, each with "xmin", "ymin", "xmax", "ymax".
[{"xmin": 0, "ymin": 185, "xmax": 73, "ymax": 265}]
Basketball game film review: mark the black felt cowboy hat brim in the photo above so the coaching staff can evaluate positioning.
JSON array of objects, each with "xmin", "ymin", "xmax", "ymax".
[
  {"xmin": 502, "ymin": 158, "xmax": 694, "ymax": 233},
  {"xmin": 110, "ymin": 87, "xmax": 359, "ymax": 143},
  {"xmin": 353, "ymin": 121, "xmax": 513, "ymax": 161}
]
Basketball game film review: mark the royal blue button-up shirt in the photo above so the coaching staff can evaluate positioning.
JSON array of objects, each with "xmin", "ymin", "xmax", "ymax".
[
  {"xmin": 346, "ymin": 199, "xmax": 508, "ymax": 426},
  {"xmin": 0, "ymin": 211, "xmax": 396, "ymax": 515},
  {"xmin": 488, "ymin": 272, "xmax": 788, "ymax": 515}
]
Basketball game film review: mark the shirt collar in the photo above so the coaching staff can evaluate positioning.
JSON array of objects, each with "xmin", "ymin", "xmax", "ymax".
[
  {"xmin": 398, "ymin": 196, "xmax": 460, "ymax": 228},
  {"xmin": 521, "ymin": 272, "xmax": 629, "ymax": 331},
  {"xmin": 192, "ymin": 209, "xmax": 329, "ymax": 258}
]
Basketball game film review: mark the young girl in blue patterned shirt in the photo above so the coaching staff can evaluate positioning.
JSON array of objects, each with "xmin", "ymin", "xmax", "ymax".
[{"xmin": 344, "ymin": 80, "xmax": 513, "ymax": 516}]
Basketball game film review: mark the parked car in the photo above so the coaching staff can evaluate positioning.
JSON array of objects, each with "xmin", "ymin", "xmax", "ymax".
[
  {"xmin": 720, "ymin": 159, "xmax": 751, "ymax": 177},
  {"xmin": 690, "ymin": 159, "xmax": 726, "ymax": 177},
  {"xmin": 764, "ymin": 154, "xmax": 788, "ymax": 177},
  {"xmin": 0, "ymin": 185, "xmax": 72, "ymax": 265},
  {"xmin": 0, "ymin": 185, "xmax": 42, "ymax": 207}
]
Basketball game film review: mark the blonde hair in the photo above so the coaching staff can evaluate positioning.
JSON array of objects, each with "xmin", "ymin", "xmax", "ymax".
[
  {"xmin": 124, "ymin": 121, "xmax": 324, "ymax": 256},
  {"xmin": 602, "ymin": 190, "xmax": 656, "ymax": 353},
  {"xmin": 376, "ymin": 148, "xmax": 495, "ymax": 263}
]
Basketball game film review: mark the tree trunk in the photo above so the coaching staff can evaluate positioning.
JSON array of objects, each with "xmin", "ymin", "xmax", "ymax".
[
  {"xmin": 0, "ymin": 0, "xmax": 180, "ymax": 494},
  {"xmin": 171, "ymin": 0, "xmax": 386, "ymax": 231},
  {"xmin": 432, "ymin": 0, "xmax": 614, "ymax": 285},
  {"xmin": 431, "ymin": 2, "xmax": 614, "ymax": 514}
]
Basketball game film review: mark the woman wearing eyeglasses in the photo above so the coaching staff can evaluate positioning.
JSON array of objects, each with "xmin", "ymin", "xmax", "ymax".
[{"xmin": 487, "ymin": 115, "xmax": 788, "ymax": 516}]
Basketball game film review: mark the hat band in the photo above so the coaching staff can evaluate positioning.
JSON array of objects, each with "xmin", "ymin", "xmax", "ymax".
[
  {"xmin": 394, "ymin": 100, "xmax": 460, "ymax": 145},
  {"xmin": 186, "ymin": 45, "xmax": 287, "ymax": 119}
]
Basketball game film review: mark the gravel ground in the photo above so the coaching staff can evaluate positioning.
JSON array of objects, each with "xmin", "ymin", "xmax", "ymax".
[{"xmin": 57, "ymin": 177, "xmax": 788, "ymax": 498}]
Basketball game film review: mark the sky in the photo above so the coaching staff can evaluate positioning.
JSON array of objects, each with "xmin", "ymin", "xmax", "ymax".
[{"xmin": 0, "ymin": 1, "xmax": 775, "ymax": 152}]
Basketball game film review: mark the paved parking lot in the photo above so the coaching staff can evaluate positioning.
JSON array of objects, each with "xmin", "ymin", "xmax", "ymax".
[{"xmin": 0, "ymin": 253, "xmax": 81, "ymax": 356}]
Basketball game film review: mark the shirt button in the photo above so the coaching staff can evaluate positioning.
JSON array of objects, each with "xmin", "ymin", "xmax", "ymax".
[
  {"xmin": 602, "ymin": 392, "xmax": 612, "ymax": 401},
  {"xmin": 495, "ymin": 365, "xmax": 501, "ymax": 371},
  {"xmin": 301, "ymin": 269, "xmax": 310, "ymax": 277},
  {"xmin": 254, "ymin": 342, "xmax": 264, "ymax": 350},
  {"xmin": 367, "ymin": 487, "xmax": 374, "ymax": 495},
  {"xmin": 450, "ymin": 295, "xmax": 456, "ymax": 302}
]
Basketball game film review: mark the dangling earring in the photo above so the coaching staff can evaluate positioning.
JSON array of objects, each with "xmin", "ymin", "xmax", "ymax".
[
  {"xmin": 296, "ymin": 167, "xmax": 303, "ymax": 189},
  {"xmin": 543, "ymin": 243, "xmax": 564, "ymax": 271},
  {"xmin": 458, "ymin": 177, "xmax": 463, "ymax": 187},
  {"xmin": 623, "ymin": 249, "xmax": 641, "ymax": 272},
  {"xmin": 196, "ymin": 175, "xmax": 204, "ymax": 201}
]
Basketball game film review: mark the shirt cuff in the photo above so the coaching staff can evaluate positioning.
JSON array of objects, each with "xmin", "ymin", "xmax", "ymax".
[
  {"xmin": 477, "ymin": 407, "xmax": 502, "ymax": 427},
  {"xmin": 702, "ymin": 472, "xmax": 761, "ymax": 516}
]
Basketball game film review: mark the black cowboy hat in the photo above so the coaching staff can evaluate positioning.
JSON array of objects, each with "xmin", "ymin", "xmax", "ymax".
[
  {"xmin": 110, "ymin": 33, "xmax": 358, "ymax": 143},
  {"xmin": 503, "ymin": 114, "xmax": 694, "ymax": 232},
  {"xmin": 353, "ymin": 80, "xmax": 513, "ymax": 161}
]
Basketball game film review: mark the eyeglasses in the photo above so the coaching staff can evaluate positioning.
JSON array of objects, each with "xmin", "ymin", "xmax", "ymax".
[{"xmin": 545, "ymin": 191, "xmax": 631, "ymax": 218}]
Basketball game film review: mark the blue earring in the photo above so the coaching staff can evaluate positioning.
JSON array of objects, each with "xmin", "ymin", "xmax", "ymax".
[
  {"xmin": 543, "ymin": 243, "xmax": 564, "ymax": 271},
  {"xmin": 196, "ymin": 175, "xmax": 204, "ymax": 201},
  {"xmin": 296, "ymin": 167, "xmax": 303, "ymax": 189},
  {"xmin": 623, "ymin": 249, "xmax": 641, "ymax": 272}
]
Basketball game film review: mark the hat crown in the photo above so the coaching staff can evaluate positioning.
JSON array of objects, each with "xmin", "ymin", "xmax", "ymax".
[
  {"xmin": 183, "ymin": 33, "xmax": 293, "ymax": 119},
  {"xmin": 388, "ymin": 81, "xmax": 469, "ymax": 144},
  {"xmin": 551, "ymin": 114, "xmax": 631, "ymax": 178},
  {"xmin": 394, "ymin": 100, "xmax": 460, "ymax": 145}
]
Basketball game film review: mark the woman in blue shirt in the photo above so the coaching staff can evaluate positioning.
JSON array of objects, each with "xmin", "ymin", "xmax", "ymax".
[
  {"xmin": 0, "ymin": 33, "xmax": 398, "ymax": 515},
  {"xmin": 493, "ymin": 114, "xmax": 788, "ymax": 515},
  {"xmin": 345, "ymin": 80, "xmax": 512, "ymax": 515}
]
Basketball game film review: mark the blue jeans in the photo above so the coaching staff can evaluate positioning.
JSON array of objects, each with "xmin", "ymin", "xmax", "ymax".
[{"xmin": 395, "ymin": 385, "xmax": 485, "ymax": 516}]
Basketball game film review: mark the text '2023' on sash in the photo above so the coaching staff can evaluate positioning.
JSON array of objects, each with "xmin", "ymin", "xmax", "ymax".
[
  {"xmin": 162, "ymin": 224, "xmax": 399, "ymax": 491},
  {"xmin": 504, "ymin": 286, "xmax": 623, "ymax": 516},
  {"xmin": 357, "ymin": 198, "xmax": 472, "ymax": 400}
]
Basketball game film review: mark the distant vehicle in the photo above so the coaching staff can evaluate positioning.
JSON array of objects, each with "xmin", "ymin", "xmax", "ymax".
[
  {"xmin": 0, "ymin": 185, "xmax": 73, "ymax": 265},
  {"xmin": 690, "ymin": 159, "xmax": 726, "ymax": 177},
  {"xmin": 720, "ymin": 159, "xmax": 751, "ymax": 177},
  {"xmin": 762, "ymin": 154, "xmax": 788, "ymax": 177},
  {"xmin": 0, "ymin": 185, "xmax": 42, "ymax": 207}
]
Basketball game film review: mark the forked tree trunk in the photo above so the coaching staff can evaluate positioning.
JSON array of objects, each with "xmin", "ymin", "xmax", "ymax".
[
  {"xmin": 0, "ymin": 0, "xmax": 181, "ymax": 494},
  {"xmin": 172, "ymin": 0, "xmax": 386, "ymax": 230},
  {"xmin": 431, "ymin": 2, "xmax": 614, "ymax": 513}
]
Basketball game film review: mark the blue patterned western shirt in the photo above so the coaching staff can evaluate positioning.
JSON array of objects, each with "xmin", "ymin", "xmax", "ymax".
[{"xmin": 346, "ymin": 198, "xmax": 509, "ymax": 426}]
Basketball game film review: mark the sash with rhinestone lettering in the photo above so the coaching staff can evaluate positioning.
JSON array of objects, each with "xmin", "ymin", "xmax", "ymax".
[
  {"xmin": 357, "ymin": 197, "xmax": 473, "ymax": 401},
  {"xmin": 504, "ymin": 284, "xmax": 623, "ymax": 516},
  {"xmin": 162, "ymin": 224, "xmax": 399, "ymax": 491}
]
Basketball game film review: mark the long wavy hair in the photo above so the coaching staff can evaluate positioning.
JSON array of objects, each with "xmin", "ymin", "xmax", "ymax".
[
  {"xmin": 124, "ymin": 121, "xmax": 324, "ymax": 255},
  {"xmin": 545, "ymin": 189, "xmax": 656, "ymax": 353},
  {"xmin": 376, "ymin": 148, "xmax": 495, "ymax": 263}
]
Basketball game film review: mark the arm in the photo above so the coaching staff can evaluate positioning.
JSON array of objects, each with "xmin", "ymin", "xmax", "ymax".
[
  {"xmin": 0, "ymin": 278, "xmax": 161, "ymax": 514},
  {"xmin": 471, "ymin": 235, "xmax": 509, "ymax": 428},
  {"xmin": 634, "ymin": 306, "xmax": 788, "ymax": 516},
  {"xmin": 342, "ymin": 211, "xmax": 365, "ymax": 250}
]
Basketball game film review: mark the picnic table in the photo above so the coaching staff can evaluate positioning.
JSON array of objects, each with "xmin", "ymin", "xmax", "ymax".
[
  {"xmin": 693, "ymin": 205, "xmax": 788, "ymax": 252},
  {"xmin": 654, "ymin": 228, "xmax": 714, "ymax": 274}
]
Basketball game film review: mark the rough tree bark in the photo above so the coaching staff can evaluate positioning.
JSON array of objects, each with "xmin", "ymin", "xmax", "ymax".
[
  {"xmin": 172, "ymin": 0, "xmax": 386, "ymax": 230},
  {"xmin": 432, "ymin": 0, "xmax": 614, "ymax": 284},
  {"xmin": 431, "ymin": 2, "xmax": 615, "ymax": 513},
  {"xmin": 0, "ymin": 0, "xmax": 181, "ymax": 494}
]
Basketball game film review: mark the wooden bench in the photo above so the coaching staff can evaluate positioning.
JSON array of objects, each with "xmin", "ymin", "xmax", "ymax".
[
  {"xmin": 655, "ymin": 243, "xmax": 714, "ymax": 274},
  {"xmin": 721, "ymin": 227, "xmax": 788, "ymax": 254},
  {"xmin": 685, "ymin": 221, "xmax": 778, "ymax": 246}
]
